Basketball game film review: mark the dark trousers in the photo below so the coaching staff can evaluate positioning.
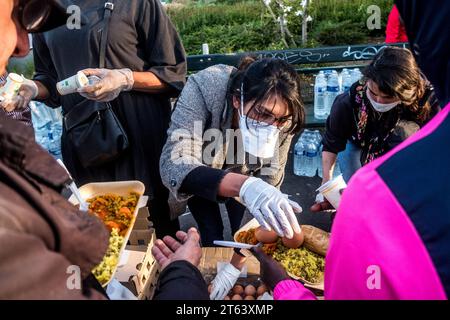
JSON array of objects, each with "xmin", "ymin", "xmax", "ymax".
[
  {"xmin": 150, "ymin": 184, "xmax": 180, "ymax": 239},
  {"xmin": 187, "ymin": 196, "xmax": 246, "ymax": 246}
]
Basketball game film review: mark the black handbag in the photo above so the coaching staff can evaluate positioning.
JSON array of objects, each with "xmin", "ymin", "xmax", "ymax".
[{"xmin": 64, "ymin": 0, "xmax": 129, "ymax": 168}]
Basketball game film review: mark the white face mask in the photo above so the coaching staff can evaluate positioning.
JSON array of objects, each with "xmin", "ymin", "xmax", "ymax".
[
  {"xmin": 238, "ymin": 84, "xmax": 280, "ymax": 158},
  {"xmin": 367, "ymin": 88, "xmax": 400, "ymax": 113}
]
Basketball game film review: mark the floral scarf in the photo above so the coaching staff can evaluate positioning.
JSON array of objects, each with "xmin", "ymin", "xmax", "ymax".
[{"xmin": 352, "ymin": 81, "xmax": 401, "ymax": 164}]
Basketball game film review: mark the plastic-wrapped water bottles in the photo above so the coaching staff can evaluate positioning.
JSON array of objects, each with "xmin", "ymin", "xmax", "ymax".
[
  {"xmin": 314, "ymin": 71, "xmax": 327, "ymax": 120},
  {"xmin": 325, "ymin": 72, "xmax": 340, "ymax": 116},
  {"xmin": 294, "ymin": 130, "xmax": 322, "ymax": 177},
  {"xmin": 303, "ymin": 136, "xmax": 319, "ymax": 177},
  {"xmin": 31, "ymin": 101, "xmax": 63, "ymax": 159},
  {"xmin": 312, "ymin": 130, "xmax": 323, "ymax": 178}
]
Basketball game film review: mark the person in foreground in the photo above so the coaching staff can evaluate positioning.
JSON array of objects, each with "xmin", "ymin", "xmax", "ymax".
[
  {"xmin": 251, "ymin": 0, "xmax": 450, "ymax": 300},
  {"xmin": 0, "ymin": 0, "xmax": 187, "ymax": 300}
]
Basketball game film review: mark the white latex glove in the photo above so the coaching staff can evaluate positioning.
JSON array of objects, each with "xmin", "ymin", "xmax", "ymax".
[
  {"xmin": 77, "ymin": 68, "xmax": 134, "ymax": 102},
  {"xmin": 106, "ymin": 279, "xmax": 137, "ymax": 300},
  {"xmin": 210, "ymin": 263, "xmax": 241, "ymax": 300},
  {"xmin": 315, "ymin": 193, "xmax": 324, "ymax": 203},
  {"xmin": 239, "ymin": 177, "xmax": 302, "ymax": 239},
  {"xmin": 0, "ymin": 78, "xmax": 38, "ymax": 112}
]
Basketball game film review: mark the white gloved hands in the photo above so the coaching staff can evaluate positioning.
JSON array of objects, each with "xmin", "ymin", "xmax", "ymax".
[
  {"xmin": 78, "ymin": 68, "xmax": 134, "ymax": 102},
  {"xmin": 0, "ymin": 78, "xmax": 38, "ymax": 112},
  {"xmin": 239, "ymin": 177, "xmax": 302, "ymax": 239},
  {"xmin": 210, "ymin": 263, "xmax": 241, "ymax": 300}
]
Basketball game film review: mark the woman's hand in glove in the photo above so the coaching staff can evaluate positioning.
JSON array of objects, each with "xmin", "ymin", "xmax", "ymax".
[
  {"xmin": 0, "ymin": 78, "xmax": 38, "ymax": 112},
  {"xmin": 239, "ymin": 177, "xmax": 302, "ymax": 239},
  {"xmin": 209, "ymin": 263, "xmax": 241, "ymax": 300},
  {"xmin": 78, "ymin": 68, "xmax": 134, "ymax": 102}
]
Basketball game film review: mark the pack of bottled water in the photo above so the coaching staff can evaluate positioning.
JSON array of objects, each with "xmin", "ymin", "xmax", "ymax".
[
  {"xmin": 314, "ymin": 68, "xmax": 362, "ymax": 120},
  {"xmin": 294, "ymin": 129, "xmax": 342, "ymax": 178},
  {"xmin": 30, "ymin": 101, "xmax": 63, "ymax": 160}
]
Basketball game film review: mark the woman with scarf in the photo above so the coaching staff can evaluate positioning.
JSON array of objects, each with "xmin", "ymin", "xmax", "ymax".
[{"xmin": 321, "ymin": 46, "xmax": 440, "ymax": 184}]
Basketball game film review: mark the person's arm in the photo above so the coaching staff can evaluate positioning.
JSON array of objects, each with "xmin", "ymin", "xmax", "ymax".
[
  {"xmin": 152, "ymin": 228, "xmax": 209, "ymax": 300},
  {"xmin": 321, "ymin": 151, "xmax": 338, "ymax": 183},
  {"xmin": 0, "ymin": 226, "xmax": 106, "ymax": 299},
  {"xmin": 251, "ymin": 247, "xmax": 316, "ymax": 300},
  {"xmin": 136, "ymin": 0, "xmax": 187, "ymax": 97},
  {"xmin": 154, "ymin": 260, "xmax": 209, "ymax": 300},
  {"xmin": 131, "ymin": 71, "xmax": 170, "ymax": 93},
  {"xmin": 32, "ymin": 33, "xmax": 60, "ymax": 107},
  {"xmin": 322, "ymin": 92, "xmax": 355, "ymax": 183},
  {"xmin": 35, "ymin": 80, "xmax": 50, "ymax": 100},
  {"xmin": 209, "ymin": 251, "xmax": 247, "ymax": 300}
]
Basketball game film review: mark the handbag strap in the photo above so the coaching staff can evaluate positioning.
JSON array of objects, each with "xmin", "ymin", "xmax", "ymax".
[{"xmin": 99, "ymin": 1, "xmax": 115, "ymax": 68}]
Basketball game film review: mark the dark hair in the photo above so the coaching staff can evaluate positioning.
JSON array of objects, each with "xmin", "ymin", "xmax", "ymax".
[
  {"xmin": 228, "ymin": 56, "xmax": 304, "ymax": 134},
  {"xmin": 363, "ymin": 46, "xmax": 431, "ymax": 123}
]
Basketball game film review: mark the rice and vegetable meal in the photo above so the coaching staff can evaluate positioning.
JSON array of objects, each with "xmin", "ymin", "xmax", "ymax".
[
  {"xmin": 87, "ymin": 192, "xmax": 140, "ymax": 285},
  {"xmin": 87, "ymin": 192, "xmax": 139, "ymax": 236},
  {"xmin": 236, "ymin": 228, "xmax": 325, "ymax": 284},
  {"xmin": 92, "ymin": 228, "xmax": 124, "ymax": 285}
]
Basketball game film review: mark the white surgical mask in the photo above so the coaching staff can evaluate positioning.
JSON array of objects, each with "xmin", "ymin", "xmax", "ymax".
[
  {"xmin": 367, "ymin": 89, "xmax": 400, "ymax": 113},
  {"xmin": 238, "ymin": 84, "xmax": 280, "ymax": 158}
]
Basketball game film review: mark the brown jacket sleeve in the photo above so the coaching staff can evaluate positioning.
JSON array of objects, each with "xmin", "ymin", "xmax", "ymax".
[{"xmin": 0, "ymin": 205, "xmax": 107, "ymax": 300}]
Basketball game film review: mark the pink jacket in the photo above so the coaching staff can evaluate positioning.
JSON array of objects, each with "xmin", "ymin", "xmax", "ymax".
[{"xmin": 275, "ymin": 102, "xmax": 450, "ymax": 300}]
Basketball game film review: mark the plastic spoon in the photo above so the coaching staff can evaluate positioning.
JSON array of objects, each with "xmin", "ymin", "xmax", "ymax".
[
  {"xmin": 213, "ymin": 240, "xmax": 262, "ymax": 250},
  {"xmin": 56, "ymin": 159, "xmax": 89, "ymax": 211}
]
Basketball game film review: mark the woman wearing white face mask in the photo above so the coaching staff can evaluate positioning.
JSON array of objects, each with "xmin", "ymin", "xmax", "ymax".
[
  {"xmin": 160, "ymin": 57, "xmax": 305, "ymax": 248},
  {"xmin": 320, "ymin": 47, "xmax": 440, "ymax": 185}
]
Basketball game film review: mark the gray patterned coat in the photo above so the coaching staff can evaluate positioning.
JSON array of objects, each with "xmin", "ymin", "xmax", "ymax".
[{"xmin": 160, "ymin": 64, "xmax": 294, "ymax": 220}]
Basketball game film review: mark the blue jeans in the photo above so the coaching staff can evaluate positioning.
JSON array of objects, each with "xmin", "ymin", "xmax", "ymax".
[{"xmin": 337, "ymin": 141, "xmax": 362, "ymax": 183}]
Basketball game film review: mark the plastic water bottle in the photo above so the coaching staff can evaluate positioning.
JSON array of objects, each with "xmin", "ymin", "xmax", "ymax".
[
  {"xmin": 325, "ymin": 72, "xmax": 340, "ymax": 117},
  {"xmin": 312, "ymin": 130, "xmax": 323, "ymax": 178},
  {"xmin": 351, "ymin": 68, "xmax": 362, "ymax": 84},
  {"xmin": 303, "ymin": 139, "xmax": 319, "ymax": 177},
  {"xmin": 341, "ymin": 69, "xmax": 353, "ymax": 93},
  {"xmin": 293, "ymin": 135, "xmax": 305, "ymax": 176},
  {"xmin": 314, "ymin": 71, "xmax": 327, "ymax": 120}
]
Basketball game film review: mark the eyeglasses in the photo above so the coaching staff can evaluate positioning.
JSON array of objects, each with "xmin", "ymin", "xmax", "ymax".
[
  {"xmin": 248, "ymin": 104, "xmax": 293, "ymax": 128},
  {"xmin": 14, "ymin": 0, "xmax": 53, "ymax": 33}
]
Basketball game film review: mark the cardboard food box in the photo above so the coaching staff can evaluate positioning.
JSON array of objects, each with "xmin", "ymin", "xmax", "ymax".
[
  {"xmin": 199, "ymin": 247, "xmax": 272, "ymax": 300},
  {"xmin": 234, "ymin": 218, "xmax": 328, "ymax": 291},
  {"xmin": 115, "ymin": 226, "xmax": 159, "ymax": 300},
  {"xmin": 68, "ymin": 181, "xmax": 147, "ymax": 287}
]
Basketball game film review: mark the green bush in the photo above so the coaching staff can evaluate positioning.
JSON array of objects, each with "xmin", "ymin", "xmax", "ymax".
[
  {"xmin": 167, "ymin": 1, "xmax": 284, "ymax": 54},
  {"xmin": 310, "ymin": 20, "xmax": 366, "ymax": 46},
  {"xmin": 167, "ymin": 0, "xmax": 396, "ymax": 55}
]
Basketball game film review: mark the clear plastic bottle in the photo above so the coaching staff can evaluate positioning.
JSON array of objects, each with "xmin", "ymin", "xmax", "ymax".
[
  {"xmin": 313, "ymin": 130, "xmax": 323, "ymax": 178},
  {"xmin": 351, "ymin": 68, "xmax": 363, "ymax": 84},
  {"xmin": 294, "ymin": 130, "xmax": 315, "ymax": 176},
  {"xmin": 325, "ymin": 71, "xmax": 340, "ymax": 117},
  {"xmin": 341, "ymin": 69, "xmax": 353, "ymax": 93},
  {"xmin": 314, "ymin": 71, "xmax": 327, "ymax": 120},
  {"xmin": 303, "ymin": 138, "xmax": 319, "ymax": 177},
  {"xmin": 293, "ymin": 135, "xmax": 305, "ymax": 176}
]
